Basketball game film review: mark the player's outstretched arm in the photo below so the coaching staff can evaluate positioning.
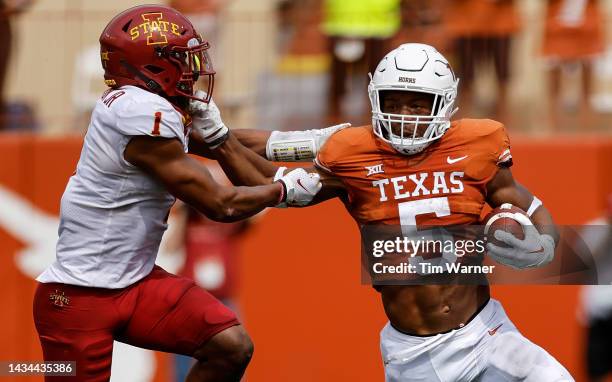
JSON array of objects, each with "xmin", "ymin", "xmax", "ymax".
[
  {"xmin": 190, "ymin": 128, "xmax": 342, "ymax": 206},
  {"xmin": 124, "ymin": 136, "xmax": 319, "ymax": 221},
  {"xmin": 485, "ymin": 167, "xmax": 560, "ymax": 268},
  {"xmin": 225, "ymin": 129, "xmax": 270, "ymax": 158},
  {"xmin": 187, "ymin": 95, "xmax": 281, "ymax": 187},
  {"xmin": 189, "ymin": 126, "xmax": 350, "ymax": 162},
  {"xmin": 191, "ymin": 127, "xmax": 279, "ymax": 187},
  {"xmin": 187, "ymin": 94, "xmax": 349, "ymax": 163},
  {"xmin": 187, "ymin": 94, "xmax": 346, "ymax": 192}
]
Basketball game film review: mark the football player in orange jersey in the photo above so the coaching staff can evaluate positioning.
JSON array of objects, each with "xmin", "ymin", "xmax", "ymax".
[{"xmin": 191, "ymin": 43, "xmax": 574, "ymax": 381}]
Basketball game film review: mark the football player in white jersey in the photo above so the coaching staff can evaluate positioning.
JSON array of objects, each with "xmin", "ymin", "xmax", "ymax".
[{"xmin": 32, "ymin": 5, "xmax": 338, "ymax": 382}]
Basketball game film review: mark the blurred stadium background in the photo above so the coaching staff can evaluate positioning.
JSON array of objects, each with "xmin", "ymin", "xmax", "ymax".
[{"xmin": 0, "ymin": 0, "xmax": 611, "ymax": 381}]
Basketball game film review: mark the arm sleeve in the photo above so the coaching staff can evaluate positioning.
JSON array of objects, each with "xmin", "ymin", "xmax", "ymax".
[
  {"xmin": 464, "ymin": 120, "xmax": 513, "ymax": 183},
  {"xmin": 314, "ymin": 135, "xmax": 339, "ymax": 175},
  {"xmin": 492, "ymin": 123, "xmax": 512, "ymax": 168}
]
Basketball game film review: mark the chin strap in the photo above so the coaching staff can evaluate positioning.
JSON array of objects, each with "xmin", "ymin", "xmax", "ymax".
[{"xmin": 120, "ymin": 60, "xmax": 162, "ymax": 93}]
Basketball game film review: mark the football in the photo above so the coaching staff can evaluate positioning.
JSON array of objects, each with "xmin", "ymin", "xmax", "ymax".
[{"xmin": 483, "ymin": 204, "xmax": 531, "ymax": 248}]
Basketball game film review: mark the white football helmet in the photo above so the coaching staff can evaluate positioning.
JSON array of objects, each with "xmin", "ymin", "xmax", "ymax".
[{"xmin": 368, "ymin": 43, "xmax": 459, "ymax": 155}]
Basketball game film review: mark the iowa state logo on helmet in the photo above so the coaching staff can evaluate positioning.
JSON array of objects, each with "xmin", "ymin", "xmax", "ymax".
[
  {"xmin": 129, "ymin": 12, "xmax": 183, "ymax": 45},
  {"xmin": 99, "ymin": 4, "xmax": 214, "ymax": 102}
]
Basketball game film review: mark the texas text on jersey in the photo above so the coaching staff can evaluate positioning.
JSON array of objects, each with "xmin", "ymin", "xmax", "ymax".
[{"xmin": 315, "ymin": 119, "xmax": 512, "ymax": 227}]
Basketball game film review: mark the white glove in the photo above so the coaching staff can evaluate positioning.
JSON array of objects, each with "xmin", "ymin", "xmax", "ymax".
[
  {"xmin": 189, "ymin": 90, "xmax": 229, "ymax": 149},
  {"xmin": 266, "ymin": 123, "xmax": 351, "ymax": 161},
  {"xmin": 276, "ymin": 168, "xmax": 322, "ymax": 207},
  {"xmin": 486, "ymin": 222, "xmax": 556, "ymax": 269}
]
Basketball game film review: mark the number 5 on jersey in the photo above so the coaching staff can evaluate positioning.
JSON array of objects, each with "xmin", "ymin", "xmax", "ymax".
[{"xmin": 399, "ymin": 197, "xmax": 457, "ymax": 268}]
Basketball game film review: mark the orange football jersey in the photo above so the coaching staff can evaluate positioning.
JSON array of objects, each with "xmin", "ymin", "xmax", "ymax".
[{"xmin": 315, "ymin": 119, "xmax": 512, "ymax": 228}]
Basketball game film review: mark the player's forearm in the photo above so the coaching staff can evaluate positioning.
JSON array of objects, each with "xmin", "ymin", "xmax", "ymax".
[
  {"xmin": 211, "ymin": 183, "xmax": 282, "ymax": 222},
  {"xmin": 191, "ymin": 123, "xmax": 349, "ymax": 166},
  {"xmin": 189, "ymin": 128, "xmax": 277, "ymax": 185},
  {"xmin": 214, "ymin": 133, "xmax": 278, "ymax": 186},
  {"xmin": 189, "ymin": 129, "xmax": 271, "ymax": 159},
  {"xmin": 232, "ymin": 124, "xmax": 352, "ymax": 162},
  {"xmin": 232, "ymin": 129, "xmax": 270, "ymax": 157},
  {"xmin": 174, "ymin": 178, "xmax": 281, "ymax": 222},
  {"xmin": 188, "ymin": 128, "xmax": 270, "ymax": 159},
  {"xmin": 137, "ymin": 146, "xmax": 281, "ymax": 222}
]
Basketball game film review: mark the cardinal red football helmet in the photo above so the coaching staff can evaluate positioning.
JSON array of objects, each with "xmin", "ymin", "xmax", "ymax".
[{"xmin": 99, "ymin": 5, "xmax": 214, "ymax": 103}]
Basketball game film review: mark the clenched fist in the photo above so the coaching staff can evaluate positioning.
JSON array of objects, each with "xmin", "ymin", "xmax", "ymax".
[{"xmin": 276, "ymin": 168, "xmax": 322, "ymax": 207}]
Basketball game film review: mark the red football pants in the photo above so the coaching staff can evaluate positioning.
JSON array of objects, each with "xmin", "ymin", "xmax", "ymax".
[{"xmin": 33, "ymin": 266, "xmax": 239, "ymax": 381}]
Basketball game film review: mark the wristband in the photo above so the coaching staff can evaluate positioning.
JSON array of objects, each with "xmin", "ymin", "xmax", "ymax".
[
  {"xmin": 205, "ymin": 125, "xmax": 230, "ymax": 150},
  {"xmin": 526, "ymin": 196, "xmax": 542, "ymax": 217},
  {"xmin": 276, "ymin": 180, "xmax": 287, "ymax": 205},
  {"xmin": 273, "ymin": 167, "xmax": 288, "ymax": 208}
]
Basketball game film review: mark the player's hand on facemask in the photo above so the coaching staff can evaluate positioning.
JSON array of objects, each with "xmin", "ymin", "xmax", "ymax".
[
  {"xmin": 275, "ymin": 168, "xmax": 322, "ymax": 207},
  {"xmin": 189, "ymin": 90, "xmax": 229, "ymax": 149},
  {"xmin": 486, "ymin": 223, "xmax": 555, "ymax": 269}
]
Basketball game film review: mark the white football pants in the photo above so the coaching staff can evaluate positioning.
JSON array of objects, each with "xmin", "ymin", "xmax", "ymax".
[{"xmin": 380, "ymin": 299, "xmax": 574, "ymax": 382}]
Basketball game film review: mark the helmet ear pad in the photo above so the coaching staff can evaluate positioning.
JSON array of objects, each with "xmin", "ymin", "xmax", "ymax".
[{"xmin": 368, "ymin": 43, "xmax": 459, "ymax": 156}]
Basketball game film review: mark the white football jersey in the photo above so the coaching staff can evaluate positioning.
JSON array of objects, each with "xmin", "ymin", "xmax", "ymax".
[{"xmin": 37, "ymin": 86, "xmax": 189, "ymax": 288}]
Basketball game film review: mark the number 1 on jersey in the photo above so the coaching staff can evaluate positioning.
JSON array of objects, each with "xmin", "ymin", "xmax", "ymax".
[{"xmin": 152, "ymin": 112, "xmax": 162, "ymax": 136}]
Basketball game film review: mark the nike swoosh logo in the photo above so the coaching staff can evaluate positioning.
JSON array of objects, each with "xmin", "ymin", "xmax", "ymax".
[
  {"xmin": 447, "ymin": 155, "xmax": 468, "ymax": 164},
  {"xmin": 296, "ymin": 179, "xmax": 310, "ymax": 192},
  {"xmin": 488, "ymin": 323, "xmax": 503, "ymax": 336}
]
